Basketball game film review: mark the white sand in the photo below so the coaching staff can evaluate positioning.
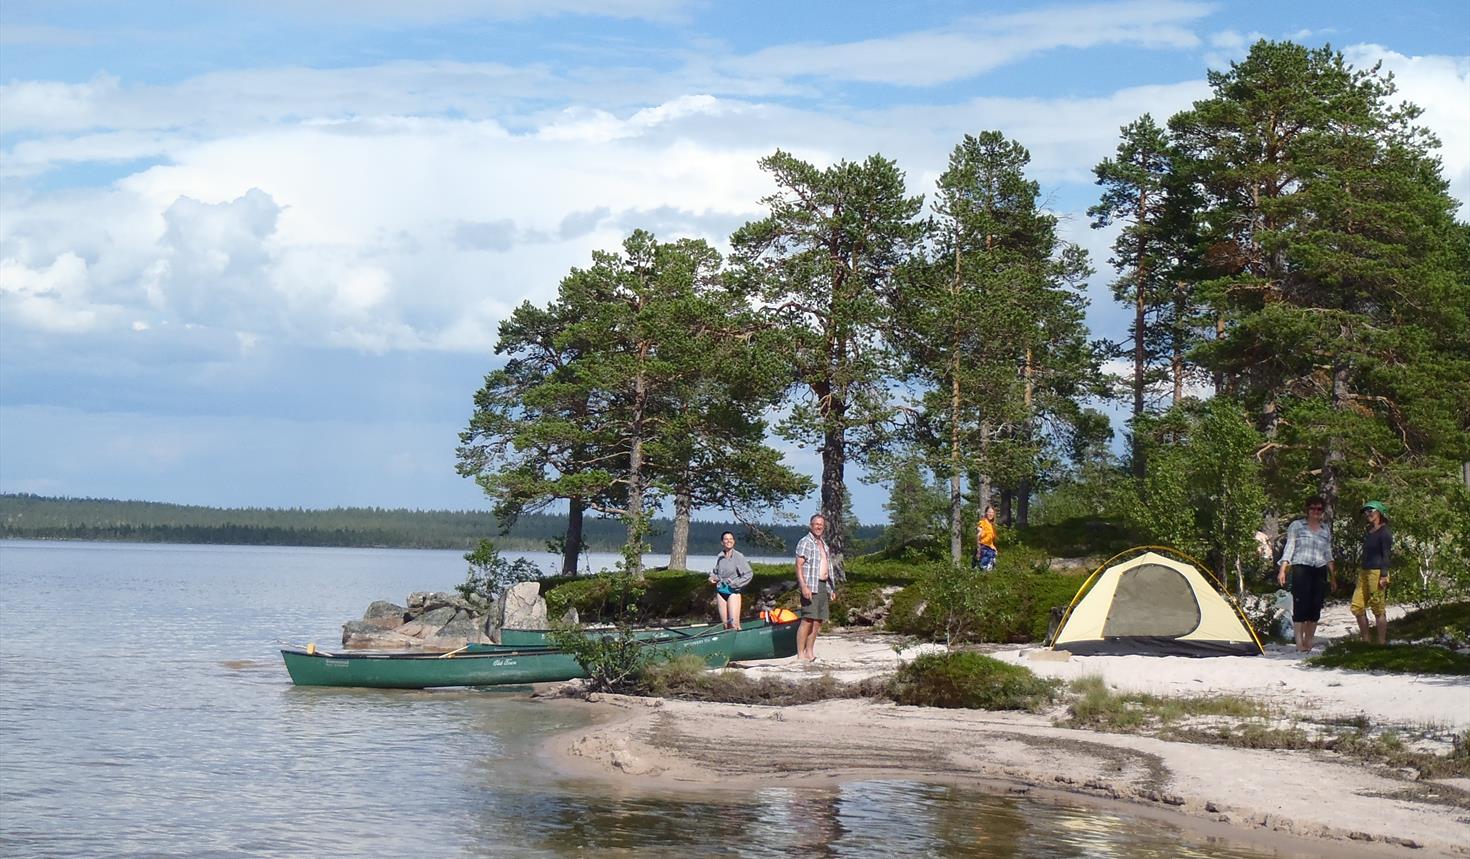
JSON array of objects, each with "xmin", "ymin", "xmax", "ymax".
[{"xmin": 542, "ymin": 619, "xmax": 1470, "ymax": 857}]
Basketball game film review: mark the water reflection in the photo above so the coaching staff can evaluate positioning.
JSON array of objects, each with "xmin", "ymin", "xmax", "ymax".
[{"xmin": 509, "ymin": 778, "xmax": 1291, "ymax": 859}]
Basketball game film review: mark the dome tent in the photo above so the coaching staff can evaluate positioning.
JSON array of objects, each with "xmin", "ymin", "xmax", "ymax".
[{"xmin": 1050, "ymin": 548, "xmax": 1262, "ymax": 657}]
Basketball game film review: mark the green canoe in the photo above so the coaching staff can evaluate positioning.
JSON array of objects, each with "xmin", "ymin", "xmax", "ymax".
[
  {"xmin": 491, "ymin": 618, "xmax": 798, "ymax": 662},
  {"xmin": 496, "ymin": 622, "xmax": 723, "ymax": 647},
  {"xmin": 281, "ymin": 624, "xmax": 737, "ymax": 688}
]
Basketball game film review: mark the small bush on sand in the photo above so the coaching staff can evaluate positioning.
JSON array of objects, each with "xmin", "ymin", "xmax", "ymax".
[
  {"xmin": 547, "ymin": 622, "xmax": 656, "ymax": 695},
  {"xmin": 637, "ymin": 656, "xmax": 887, "ymax": 705},
  {"xmin": 887, "ymin": 651, "xmax": 1058, "ymax": 711}
]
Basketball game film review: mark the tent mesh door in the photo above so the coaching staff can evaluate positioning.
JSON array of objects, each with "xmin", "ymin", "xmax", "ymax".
[{"xmin": 1101, "ymin": 563, "xmax": 1201, "ymax": 638}]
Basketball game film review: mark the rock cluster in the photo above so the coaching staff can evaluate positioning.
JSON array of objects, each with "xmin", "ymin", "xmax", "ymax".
[{"xmin": 341, "ymin": 581, "xmax": 556, "ymax": 650}]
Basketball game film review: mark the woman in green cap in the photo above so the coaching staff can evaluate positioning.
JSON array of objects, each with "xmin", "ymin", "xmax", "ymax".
[{"xmin": 1353, "ymin": 501, "xmax": 1392, "ymax": 644}]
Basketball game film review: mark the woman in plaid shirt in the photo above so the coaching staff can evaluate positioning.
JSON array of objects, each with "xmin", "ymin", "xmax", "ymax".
[{"xmin": 1276, "ymin": 495, "xmax": 1338, "ymax": 652}]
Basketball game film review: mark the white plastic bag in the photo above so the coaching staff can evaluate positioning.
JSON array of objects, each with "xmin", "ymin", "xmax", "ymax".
[{"xmin": 1272, "ymin": 588, "xmax": 1294, "ymax": 638}]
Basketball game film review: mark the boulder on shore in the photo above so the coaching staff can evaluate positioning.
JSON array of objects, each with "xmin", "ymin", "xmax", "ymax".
[
  {"xmin": 342, "ymin": 589, "xmax": 531, "ymax": 650},
  {"xmin": 499, "ymin": 581, "xmax": 548, "ymax": 631},
  {"xmin": 361, "ymin": 601, "xmax": 408, "ymax": 629}
]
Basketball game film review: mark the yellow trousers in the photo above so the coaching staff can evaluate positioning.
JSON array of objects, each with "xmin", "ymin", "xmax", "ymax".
[{"xmin": 1351, "ymin": 569, "xmax": 1386, "ymax": 616}]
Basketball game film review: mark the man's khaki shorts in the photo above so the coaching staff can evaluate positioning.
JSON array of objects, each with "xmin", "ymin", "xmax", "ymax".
[{"xmin": 799, "ymin": 588, "xmax": 830, "ymax": 622}]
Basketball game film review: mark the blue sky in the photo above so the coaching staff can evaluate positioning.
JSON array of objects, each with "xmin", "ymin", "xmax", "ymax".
[{"xmin": 2, "ymin": 0, "xmax": 1467, "ymax": 523}]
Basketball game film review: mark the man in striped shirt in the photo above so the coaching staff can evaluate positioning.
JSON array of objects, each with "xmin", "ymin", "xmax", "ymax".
[
  {"xmin": 1276, "ymin": 495, "xmax": 1337, "ymax": 652},
  {"xmin": 794, "ymin": 513, "xmax": 838, "ymax": 663}
]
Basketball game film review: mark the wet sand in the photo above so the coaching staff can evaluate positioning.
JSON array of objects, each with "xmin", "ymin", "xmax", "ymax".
[{"xmin": 538, "ymin": 617, "xmax": 1470, "ymax": 857}]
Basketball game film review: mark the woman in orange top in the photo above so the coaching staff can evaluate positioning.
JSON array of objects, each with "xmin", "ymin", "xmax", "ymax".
[{"xmin": 975, "ymin": 505, "xmax": 998, "ymax": 571}]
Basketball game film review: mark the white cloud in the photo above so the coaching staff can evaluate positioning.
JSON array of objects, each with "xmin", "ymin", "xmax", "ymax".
[
  {"xmin": 2, "ymin": 40, "xmax": 1463, "ymax": 375},
  {"xmin": 150, "ymin": 188, "xmax": 281, "ymax": 326},
  {"xmin": 0, "ymin": 252, "xmax": 106, "ymax": 333},
  {"xmin": 255, "ymin": 0, "xmax": 692, "ymax": 24},
  {"xmin": 0, "ymin": 74, "xmax": 122, "ymax": 133},
  {"xmin": 723, "ymin": 0, "xmax": 1211, "ymax": 86}
]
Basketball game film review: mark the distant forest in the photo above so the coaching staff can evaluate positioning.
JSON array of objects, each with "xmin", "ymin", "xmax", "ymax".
[{"xmin": 0, "ymin": 494, "xmax": 881, "ymax": 554}]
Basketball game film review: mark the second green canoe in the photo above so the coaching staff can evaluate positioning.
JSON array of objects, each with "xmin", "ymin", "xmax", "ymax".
[
  {"xmin": 282, "ymin": 624, "xmax": 738, "ymax": 688},
  {"xmin": 490, "ymin": 618, "xmax": 798, "ymax": 662}
]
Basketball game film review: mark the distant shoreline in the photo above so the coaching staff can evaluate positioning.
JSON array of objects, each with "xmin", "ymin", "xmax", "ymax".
[{"xmin": 0, "ymin": 493, "xmax": 882, "ymax": 553}]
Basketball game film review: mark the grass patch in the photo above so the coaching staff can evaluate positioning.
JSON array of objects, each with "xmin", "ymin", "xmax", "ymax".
[
  {"xmin": 887, "ymin": 651, "xmax": 1059, "ymax": 711},
  {"xmin": 1065, "ymin": 676, "xmax": 1268, "ymax": 731},
  {"xmin": 1307, "ymin": 640, "xmax": 1470, "ymax": 675},
  {"xmin": 1065, "ymin": 678, "xmax": 1470, "ymax": 781},
  {"xmin": 1389, "ymin": 601, "xmax": 1470, "ymax": 644},
  {"xmin": 1174, "ymin": 726, "xmax": 1470, "ymax": 781}
]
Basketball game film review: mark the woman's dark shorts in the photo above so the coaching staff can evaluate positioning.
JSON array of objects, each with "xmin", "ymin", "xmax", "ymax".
[{"xmin": 1290, "ymin": 564, "xmax": 1330, "ymax": 622}]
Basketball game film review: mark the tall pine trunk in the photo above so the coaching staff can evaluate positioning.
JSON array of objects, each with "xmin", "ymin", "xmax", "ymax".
[
  {"xmin": 1131, "ymin": 190, "xmax": 1149, "ymax": 479},
  {"xmin": 977, "ymin": 420, "xmax": 992, "ymax": 512},
  {"xmin": 948, "ymin": 248, "xmax": 964, "ymax": 565},
  {"xmin": 1319, "ymin": 351, "xmax": 1351, "ymax": 520},
  {"xmin": 669, "ymin": 487, "xmax": 692, "ymax": 571},
  {"xmin": 1172, "ymin": 286, "xmax": 1186, "ymax": 406},
  {"xmin": 1213, "ymin": 313, "xmax": 1227, "ymax": 395},
  {"xmin": 949, "ymin": 369, "xmax": 963, "ymax": 565},
  {"xmin": 562, "ymin": 496, "xmax": 584, "ymax": 576},
  {"xmin": 1019, "ymin": 347, "xmax": 1035, "ymax": 529},
  {"xmin": 820, "ymin": 411, "xmax": 847, "ymax": 566},
  {"xmin": 625, "ymin": 344, "xmax": 649, "ymax": 576}
]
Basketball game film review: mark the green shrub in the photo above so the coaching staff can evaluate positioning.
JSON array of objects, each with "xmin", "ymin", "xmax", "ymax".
[
  {"xmin": 829, "ymin": 580, "xmax": 888, "ymax": 625},
  {"xmin": 455, "ymin": 539, "xmax": 541, "ymax": 605},
  {"xmin": 1021, "ymin": 516, "xmax": 1142, "ymax": 559},
  {"xmin": 546, "ymin": 622, "xmax": 659, "ymax": 695},
  {"xmin": 543, "ymin": 571, "xmax": 651, "ymax": 622},
  {"xmin": 887, "ymin": 651, "xmax": 1058, "ymax": 710},
  {"xmin": 885, "ymin": 563, "xmax": 1084, "ymax": 644},
  {"xmin": 842, "ymin": 556, "xmax": 927, "ymax": 585}
]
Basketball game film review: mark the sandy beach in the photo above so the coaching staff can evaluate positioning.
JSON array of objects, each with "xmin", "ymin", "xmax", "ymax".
[{"xmin": 541, "ymin": 603, "xmax": 1470, "ymax": 857}]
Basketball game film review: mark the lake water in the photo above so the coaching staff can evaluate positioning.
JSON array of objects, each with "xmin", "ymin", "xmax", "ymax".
[{"xmin": 0, "ymin": 541, "xmax": 1303, "ymax": 858}]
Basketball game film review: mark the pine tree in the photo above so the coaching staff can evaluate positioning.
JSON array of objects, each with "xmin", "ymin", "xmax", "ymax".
[
  {"xmin": 1090, "ymin": 114, "xmax": 1189, "ymax": 477},
  {"xmin": 457, "ymin": 298, "xmax": 602, "ymax": 576},
  {"xmin": 731, "ymin": 150, "xmax": 925, "ymax": 566},
  {"xmin": 899, "ymin": 133, "xmax": 1098, "ymax": 540},
  {"xmin": 461, "ymin": 230, "xmax": 809, "ymax": 576},
  {"xmin": 1170, "ymin": 40, "xmax": 1470, "ymax": 530}
]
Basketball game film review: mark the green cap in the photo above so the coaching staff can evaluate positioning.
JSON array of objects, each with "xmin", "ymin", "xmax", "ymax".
[{"xmin": 1361, "ymin": 500, "xmax": 1388, "ymax": 519}]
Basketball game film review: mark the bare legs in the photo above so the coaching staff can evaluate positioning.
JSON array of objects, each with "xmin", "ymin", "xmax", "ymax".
[
  {"xmin": 1293, "ymin": 621, "xmax": 1318, "ymax": 652},
  {"xmin": 1355, "ymin": 611, "xmax": 1388, "ymax": 644},
  {"xmin": 796, "ymin": 618, "xmax": 822, "ymax": 661},
  {"xmin": 715, "ymin": 593, "xmax": 743, "ymax": 629}
]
